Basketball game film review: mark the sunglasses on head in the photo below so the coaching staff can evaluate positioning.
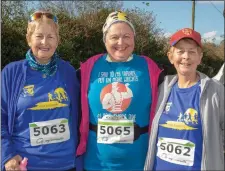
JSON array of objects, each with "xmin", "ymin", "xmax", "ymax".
[{"xmin": 29, "ymin": 12, "xmax": 58, "ymax": 23}]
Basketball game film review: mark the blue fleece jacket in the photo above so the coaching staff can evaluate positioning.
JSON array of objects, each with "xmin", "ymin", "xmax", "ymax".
[{"xmin": 1, "ymin": 59, "xmax": 83, "ymax": 170}]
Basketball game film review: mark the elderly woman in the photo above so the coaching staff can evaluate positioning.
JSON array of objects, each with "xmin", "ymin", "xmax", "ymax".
[
  {"xmin": 76, "ymin": 11, "xmax": 164, "ymax": 170},
  {"xmin": 144, "ymin": 28, "xmax": 224, "ymax": 170},
  {"xmin": 1, "ymin": 10, "xmax": 81, "ymax": 171}
]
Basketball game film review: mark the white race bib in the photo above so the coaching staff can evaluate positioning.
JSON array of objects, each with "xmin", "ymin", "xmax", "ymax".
[
  {"xmin": 97, "ymin": 119, "xmax": 134, "ymax": 144},
  {"xmin": 29, "ymin": 118, "xmax": 70, "ymax": 146},
  {"xmin": 157, "ymin": 137, "xmax": 195, "ymax": 166}
]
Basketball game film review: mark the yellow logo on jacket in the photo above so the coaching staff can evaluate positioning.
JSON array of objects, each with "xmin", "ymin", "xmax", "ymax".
[
  {"xmin": 23, "ymin": 85, "xmax": 34, "ymax": 96},
  {"xmin": 160, "ymin": 108, "xmax": 198, "ymax": 130},
  {"xmin": 28, "ymin": 87, "xmax": 69, "ymax": 110}
]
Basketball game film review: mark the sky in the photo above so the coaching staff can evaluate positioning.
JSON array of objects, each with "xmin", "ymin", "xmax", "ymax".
[{"xmin": 123, "ymin": 1, "xmax": 224, "ymax": 44}]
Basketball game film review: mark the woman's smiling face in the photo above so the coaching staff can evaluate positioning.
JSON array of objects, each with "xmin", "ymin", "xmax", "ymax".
[
  {"xmin": 28, "ymin": 21, "xmax": 58, "ymax": 64},
  {"xmin": 104, "ymin": 22, "xmax": 135, "ymax": 62}
]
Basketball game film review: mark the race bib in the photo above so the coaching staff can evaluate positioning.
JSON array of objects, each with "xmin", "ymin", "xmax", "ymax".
[
  {"xmin": 97, "ymin": 118, "xmax": 134, "ymax": 144},
  {"xmin": 29, "ymin": 118, "xmax": 70, "ymax": 146},
  {"xmin": 157, "ymin": 137, "xmax": 195, "ymax": 166}
]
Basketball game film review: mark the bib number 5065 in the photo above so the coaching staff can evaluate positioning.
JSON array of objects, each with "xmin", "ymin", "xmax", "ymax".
[{"xmin": 99, "ymin": 125, "xmax": 130, "ymax": 135}]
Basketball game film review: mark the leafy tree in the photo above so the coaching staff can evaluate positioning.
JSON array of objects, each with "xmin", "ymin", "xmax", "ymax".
[
  {"xmin": 1, "ymin": 1, "xmax": 29, "ymax": 67},
  {"xmin": 1, "ymin": 1, "xmax": 223, "ymax": 77},
  {"xmin": 37, "ymin": 1, "xmax": 123, "ymax": 17},
  {"xmin": 2, "ymin": 1, "xmax": 28, "ymax": 19}
]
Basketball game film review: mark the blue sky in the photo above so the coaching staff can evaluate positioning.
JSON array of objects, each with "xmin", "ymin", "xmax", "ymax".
[{"xmin": 123, "ymin": 1, "xmax": 224, "ymax": 44}]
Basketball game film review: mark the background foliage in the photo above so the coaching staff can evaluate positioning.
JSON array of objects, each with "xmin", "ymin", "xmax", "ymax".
[{"xmin": 2, "ymin": 1, "xmax": 224, "ymax": 77}]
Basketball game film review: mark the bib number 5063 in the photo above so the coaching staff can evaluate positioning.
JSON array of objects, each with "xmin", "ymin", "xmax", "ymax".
[
  {"xmin": 29, "ymin": 118, "xmax": 70, "ymax": 146},
  {"xmin": 33, "ymin": 124, "xmax": 66, "ymax": 136}
]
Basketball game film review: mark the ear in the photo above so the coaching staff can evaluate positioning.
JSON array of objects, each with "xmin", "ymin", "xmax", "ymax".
[
  {"xmin": 26, "ymin": 34, "xmax": 31, "ymax": 47},
  {"xmin": 167, "ymin": 51, "xmax": 174, "ymax": 64},
  {"xmin": 197, "ymin": 52, "xmax": 203, "ymax": 65}
]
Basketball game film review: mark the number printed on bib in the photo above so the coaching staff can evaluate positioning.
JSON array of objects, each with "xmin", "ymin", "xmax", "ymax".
[
  {"xmin": 97, "ymin": 119, "xmax": 134, "ymax": 144},
  {"xmin": 29, "ymin": 118, "xmax": 70, "ymax": 146},
  {"xmin": 157, "ymin": 137, "xmax": 195, "ymax": 166}
]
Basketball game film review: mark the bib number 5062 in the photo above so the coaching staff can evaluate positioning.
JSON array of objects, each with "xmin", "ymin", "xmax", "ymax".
[
  {"xmin": 159, "ymin": 142, "xmax": 191, "ymax": 156},
  {"xmin": 157, "ymin": 137, "xmax": 195, "ymax": 166}
]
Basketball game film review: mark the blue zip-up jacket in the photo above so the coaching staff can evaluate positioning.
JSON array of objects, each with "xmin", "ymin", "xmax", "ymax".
[{"xmin": 1, "ymin": 59, "xmax": 83, "ymax": 170}]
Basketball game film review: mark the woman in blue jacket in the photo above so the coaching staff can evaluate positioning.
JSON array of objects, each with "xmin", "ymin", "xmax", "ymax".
[{"xmin": 1, "ymin": 10, "xmax": 81, "ymax": 171}]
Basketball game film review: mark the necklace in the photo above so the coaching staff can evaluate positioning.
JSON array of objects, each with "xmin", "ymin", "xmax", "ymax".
[{"xmin": 178, "ymin": 74, "xmax": 200, "ymax": 88}]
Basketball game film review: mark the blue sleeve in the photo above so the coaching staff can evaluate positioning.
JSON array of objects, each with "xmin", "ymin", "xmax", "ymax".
[
  {"xmin": 1, "ymin": 66, "xmax": 17, "ymax": 170},
  {"xmin": 75, "ymin": 155, "xmax": 84, "ymax": 171},
  {"xmin": 62, "ymin": 61, "xmax": 83, "ymax": 170},
  {"xmin": 75, "ymin": 68, "xmax": 83, "ymax": 171}
]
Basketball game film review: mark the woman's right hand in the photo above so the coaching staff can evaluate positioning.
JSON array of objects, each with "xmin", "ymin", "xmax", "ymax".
[{"xmin": 5, "ymin": 155, "xmax": 22, "ymax": 171}]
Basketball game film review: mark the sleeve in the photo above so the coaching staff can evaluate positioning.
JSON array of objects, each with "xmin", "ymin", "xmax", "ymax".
[
  {"xmin": 75, "ymin": 68, "xmax": 84, "ymax": 171},
  {"xmin": 1, "ymin": 67, "xmax": 17, "ymax": 170},
  {"xmin": 219, "ymin": 84, "xmax": 224, "ymax": 151},
  {"xmin": 158, "ymin": 69, "xmax": 165, "ymax": 87},
  {"xmin": 75, "ymin": 155, "xmax": 84, "ymax": 171},
  {"xmin": 76, "ymin": 69, "xmax": 81, "ymax": 137},
  {"xmin": 76, "ymin": 68, "xmax": 81, "ymax": 83},
  {"xmin": 213, "ymin": 63, "xmax": 224, "ymax": 85}
]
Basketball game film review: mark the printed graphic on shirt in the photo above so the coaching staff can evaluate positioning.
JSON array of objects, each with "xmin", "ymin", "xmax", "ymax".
[
  {"xmin": 28, "ymin": 87, "xmax": 68, "ymax": 110},
  {"xmin": 23, "ymin": 85, "xmax": 35, "ymax": 96},
  {"xmin": 160, "ymin": 108, "xmax": 198, "ymax": 130},
  {"xmin": 100, "ymin": 82, "xmax": 133, "ymax": 114},
  {"xmin": 165, "ymin": 102, "xmax": 172, "ymax": 114},
  {"xmin": 97, "ymin": 70, "xmax": 138, "ymax": 84},
  {"xmin": 96, "ymin": 70, "xmax": 139, "ymax": 121}
]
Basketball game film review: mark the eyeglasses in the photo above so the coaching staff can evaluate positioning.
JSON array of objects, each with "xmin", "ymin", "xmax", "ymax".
[{"xmin": 29, "ymin": 12, "xmax": 58, "ymax": 23}]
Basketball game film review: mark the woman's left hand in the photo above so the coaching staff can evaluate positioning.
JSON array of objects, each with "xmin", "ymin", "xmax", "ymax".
[{"xmin": 4, "ymin": 155, "xmax": 22, "ymax": 171}]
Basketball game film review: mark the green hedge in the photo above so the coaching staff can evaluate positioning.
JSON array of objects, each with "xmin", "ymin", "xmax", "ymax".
[{"xmin": 1, "ymin": 8, "xmax": 223, "ymax": 77}]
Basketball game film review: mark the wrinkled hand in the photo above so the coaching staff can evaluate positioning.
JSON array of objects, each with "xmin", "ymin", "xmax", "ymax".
[{"xmin": 5, "ymin": 155, "xmax": 22, "ymax": 171}]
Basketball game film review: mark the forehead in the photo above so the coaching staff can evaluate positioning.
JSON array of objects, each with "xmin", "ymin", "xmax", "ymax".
[
  {"xmin": 174, "ymin": 39, "xmax": 198, "ymax": 49},
  {"xmin": 33, "ymin": 21, "xmax": 57, "ymax": 34},
  {"xmin": 107, "ymin": 22, "xmax": 134, "ymax": 35}
]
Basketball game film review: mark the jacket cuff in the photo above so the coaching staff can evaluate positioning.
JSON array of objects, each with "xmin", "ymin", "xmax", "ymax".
[{"xmin": 75, "ymin": 155, "xmax": 84, "ymax": 171}]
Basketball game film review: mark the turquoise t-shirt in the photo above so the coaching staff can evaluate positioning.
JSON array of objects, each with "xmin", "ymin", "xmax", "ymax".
[
  {"xmin": 154, "ymin": 81, "xmax": 203, "ymax": 170},
  {"xmin": 13, "ymin": 67, "xmax": 76, "ymax": 170},
  {"xmin": 84, "ymin": 54, "xmax": 152, "ymax": 170}
]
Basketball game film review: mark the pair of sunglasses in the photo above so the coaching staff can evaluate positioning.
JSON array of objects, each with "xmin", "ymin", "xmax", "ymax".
[{"xmin": 29, "ymin": 12, "xmax": 58, "ymax": 23}]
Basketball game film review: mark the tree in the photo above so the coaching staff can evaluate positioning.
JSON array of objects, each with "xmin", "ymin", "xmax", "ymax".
[
  {"xmin": 1, "ymin": 2, "xmax": 223, "ymax": 77},
  {"xmin": 37, "ymin": 1, "xmax": 123, "ymax": 17},
  {"xmin": 1, "ymin": 1, "xmax": 29, "ymax": 67},
  {"xmin": 2, "ymin": 1, "xmax": 28, "ymax": 19}
]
